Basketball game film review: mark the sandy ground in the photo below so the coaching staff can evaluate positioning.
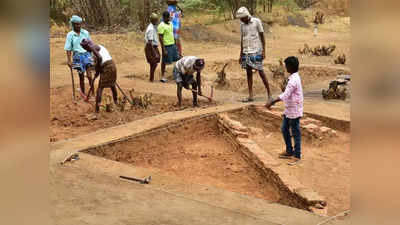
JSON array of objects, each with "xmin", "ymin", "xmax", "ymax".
[
  {"xmin": 50, "ymin": 17, "xmax": 350, "ymax": 139},
  {"xmin": 50, "ymin": 13, "xmax": 351, "ymax": 221},
  {"xmin": 228, "ymin": 108, "xmax": 350, "ymax": 216}
]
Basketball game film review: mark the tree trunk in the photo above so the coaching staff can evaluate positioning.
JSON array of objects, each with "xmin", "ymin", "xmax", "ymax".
[
  {"xmin": 263, "ymin": 0, "xmax": 266, "ymax": 12},
  {"xmin": 268, "ymin": 0, "xmax": 273, "ymax": 13}
]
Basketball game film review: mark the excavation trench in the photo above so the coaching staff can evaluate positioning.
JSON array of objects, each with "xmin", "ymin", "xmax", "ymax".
[{"xmin": 84, "ymin": 106, "xmax": 349, "ymax": 215}]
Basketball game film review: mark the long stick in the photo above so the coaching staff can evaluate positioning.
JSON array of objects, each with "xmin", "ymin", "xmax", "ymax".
[
  {"xmin": 84, "ymin": 76, "xmax": 98, "ymax": 102},
  {"xmin": 115, "ymin": 82, "xmax": 134, "ymax": 106},
  {"xmin": 186, "ymin": 87, "xmax": 213, "ymax": 102},
  {"xmin": 70, "ymin": 67, "xmax": 76, "ymax": 100}
]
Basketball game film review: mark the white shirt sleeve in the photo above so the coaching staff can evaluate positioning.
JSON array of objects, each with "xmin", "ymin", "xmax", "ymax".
[{"xmin": 257, "ymin": 19, "xmax": 264, "ymax": 33}]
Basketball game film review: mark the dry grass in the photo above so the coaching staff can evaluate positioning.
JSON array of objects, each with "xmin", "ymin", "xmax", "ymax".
[{"xmin": 314, "ymin": 0, "xmax": 350, "ymax": 16}]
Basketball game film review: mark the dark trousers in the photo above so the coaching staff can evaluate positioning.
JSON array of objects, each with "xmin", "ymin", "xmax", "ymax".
[{"xmin": 281, "ymin": 115, "xmax": 301, "ymax": 159}]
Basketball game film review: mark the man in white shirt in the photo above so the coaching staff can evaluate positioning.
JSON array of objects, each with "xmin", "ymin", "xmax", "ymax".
[
  {"xmin": 173, "ymin": 56, "xmax": 205, "ymax": 107},
  {"xmin": 236, "ymin": 7, "xmax": 272, "ymax": 103},
  {"xmin": 145, "ymin": 13, "xmax": 161, "ymax": 82}
]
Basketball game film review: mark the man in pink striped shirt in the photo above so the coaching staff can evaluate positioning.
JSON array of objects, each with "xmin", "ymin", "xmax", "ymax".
[{"xmin": 266, "ymin": 56, "xmax": 303, "ymax": 165}]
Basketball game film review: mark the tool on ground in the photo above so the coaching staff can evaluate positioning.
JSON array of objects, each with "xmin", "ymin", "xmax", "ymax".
[
  {"xmin": 70, "ymin": 67, "xmax": 76, "ymax": 100},
  {"xmin": 186, "ymin": 85, "xmax": 214, "ymax": 102},
  {"xmin": 120, "ymin": 175, "xmax": 152, "ymax": 184},
  {"xmin": 116, "ymin": 83, "xmax": 134, "ymax": 106},
  {"xmin": 60, "ymin": 153, "xmax": 80, "ymax": 165}
]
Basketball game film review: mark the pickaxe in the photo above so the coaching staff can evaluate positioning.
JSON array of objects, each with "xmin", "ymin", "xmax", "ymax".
[{"xmin": 186, "ymin": 86, "xmax": 214, "ymax": 102}]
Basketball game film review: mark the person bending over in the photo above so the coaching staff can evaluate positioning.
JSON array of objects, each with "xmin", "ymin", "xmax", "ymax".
[
  {"xmin": 173, "ymin": 56, "xmax": 205, "ymax": 107},
  {"xmin": 80, "ymin": 39, "xmax": 118, "ymax": 113}
]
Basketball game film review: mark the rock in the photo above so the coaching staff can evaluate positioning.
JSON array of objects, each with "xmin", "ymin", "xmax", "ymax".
[
  {"xmin": 249, "ymin": 127, "xmax": 263, "ymax": 135},
  {"xmin": 86, "ymin": 113, "xmax": 98, "ymax": 121},
  {"xmin": 314, "ymin": 203, "xmax": 325, "ymax": 209}
]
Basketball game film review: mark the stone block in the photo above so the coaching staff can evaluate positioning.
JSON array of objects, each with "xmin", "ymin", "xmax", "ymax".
[{"xmin": 294, "ymin": 188, "xmax": 326, "ymax": 205}]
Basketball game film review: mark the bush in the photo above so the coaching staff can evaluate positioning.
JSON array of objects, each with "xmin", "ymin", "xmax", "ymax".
[{"xmin": 286, "ymin": 13, "xmax": 310, "ymax": 28}]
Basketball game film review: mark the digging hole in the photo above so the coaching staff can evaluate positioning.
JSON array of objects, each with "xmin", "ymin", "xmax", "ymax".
[{"xmin": 84, "ymin": 115, "xmax": 281, "ymax": 203}]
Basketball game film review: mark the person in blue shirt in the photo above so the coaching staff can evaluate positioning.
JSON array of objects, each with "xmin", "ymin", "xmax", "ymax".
[
  {"xmin": 64, "ymin": 15, "xmax": 94, "ymax": 96},
  {"xmin": 167, "ymin": 0, "xmax": 184, "ymax": 56}
]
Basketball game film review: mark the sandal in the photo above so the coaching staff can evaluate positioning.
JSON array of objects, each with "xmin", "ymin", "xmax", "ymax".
[{"xmin": 241, "ymin": 98, "xmax": 254, "ymax": 103}]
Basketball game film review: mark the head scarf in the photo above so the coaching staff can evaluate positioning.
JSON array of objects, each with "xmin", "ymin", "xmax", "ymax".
[
  {"xmin": 80, "ymin": 38, "xmax": 94, "ymax": 49},
  {"xmin": 194, "ymin": 59, "xmax": 205, "ymax": 70},
  {"xmin": 236, "ymin": 7, "xmax": 250, "ymax": 19},
  {"xmin": 69, "ymin": 15, "xmax": 83, "ymax": 28}
]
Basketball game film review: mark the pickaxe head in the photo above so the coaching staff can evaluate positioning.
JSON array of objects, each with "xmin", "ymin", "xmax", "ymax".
[{"xmin": 142, "ymin": 176, "xmax": 152, "ymax": 184}]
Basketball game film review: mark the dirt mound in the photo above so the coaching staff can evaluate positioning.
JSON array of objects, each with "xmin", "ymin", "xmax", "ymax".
[
  {"xmin": 286, "ymin": 13, "xmax": 310, "ymax": 28},
  {"xmin": 181, "ymin": 23, "xmax": 240, "ymax": 44}
]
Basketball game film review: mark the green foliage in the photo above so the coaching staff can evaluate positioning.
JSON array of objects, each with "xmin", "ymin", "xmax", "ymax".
[
  {"xmin": 180, "ymin": 0, "xmax": 212, "ymax": 11},
  {"xmin": 119, "ymin": 0, "xmax": 130, "ymax": 4}
]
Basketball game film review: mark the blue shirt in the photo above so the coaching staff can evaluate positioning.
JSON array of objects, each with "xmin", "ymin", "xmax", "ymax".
[
  {"xmin": 64, "ymin": 29, "xmax": 90, "ymax": 54},
  {"xmin": 167, "ymin": 5, "xmax": 182, "ymax": 37}
]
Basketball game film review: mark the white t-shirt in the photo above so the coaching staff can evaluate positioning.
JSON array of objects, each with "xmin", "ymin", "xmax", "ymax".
[
  {"xmin": 145, "ymin": 23, "xmax": 159, "ymax": 46},
  {"xmin": 240, "ymin": 17, "xmax": 264, "ymax": 54},
  {"xmin": 98, "ymin": 45, "xmax": 112, "ymax": 65},
  {"xmin": 175, "ymin": 56, "xmax": 198, "ymax": 75}
]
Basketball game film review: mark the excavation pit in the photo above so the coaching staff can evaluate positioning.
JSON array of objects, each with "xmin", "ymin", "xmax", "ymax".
[
  {"xmin": 83, "ymin": 107, "xmax": 348, "ymax": 215},
  {"xmin": 84, "ymin": 115, "xmax": 282, "ymax": 203}
]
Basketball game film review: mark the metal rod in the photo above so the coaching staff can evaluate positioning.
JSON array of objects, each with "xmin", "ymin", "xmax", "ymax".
[{"xmin": 116, "ymin": 82, "xmax": 134, "ymax": 106}]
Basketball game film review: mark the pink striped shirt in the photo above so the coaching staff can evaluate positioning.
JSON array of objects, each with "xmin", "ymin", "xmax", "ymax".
[{"xmin": 279, "ymin": 72, "xmax": 304, "ymax": 119}]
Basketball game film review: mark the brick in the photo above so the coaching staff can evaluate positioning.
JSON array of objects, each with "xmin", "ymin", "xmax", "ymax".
[
  {"xmin": 301, "ymin": 118, "xmax": 322, "ymax": 126},
  {"xmin": 309, "ymin": 206, "xmax": 328, "ymax": 216},
  {"xmin": 319, "ymin": 126, "xmax": 331, "ymax": 133},
  {"xmin": 234, "ymin": 131, "xmax": 249, "ymax": 138},
  {"xmin": 303, "ymin": 123, "xmax": 319, "ymax": 130}
]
